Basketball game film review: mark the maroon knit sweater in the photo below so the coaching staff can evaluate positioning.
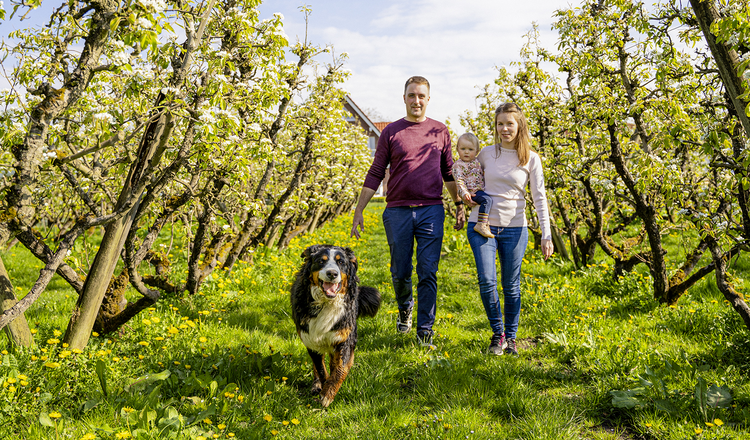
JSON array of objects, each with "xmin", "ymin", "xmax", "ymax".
[{"xmin": 363, "ymin": 117, "xmax": 454, "ymax": 208}]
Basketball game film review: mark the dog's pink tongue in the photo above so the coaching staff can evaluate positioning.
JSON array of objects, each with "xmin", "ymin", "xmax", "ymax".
[{"xmin": 323, "ymin": 282, "xmax": 339, "ymax": 296}]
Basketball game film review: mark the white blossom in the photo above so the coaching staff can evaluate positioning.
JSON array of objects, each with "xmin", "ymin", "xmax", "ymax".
[
  {"xmin": 93, "ymin": 113, "xmax": 114, "ymax": 124},
  {"xmin": 137, "ymin": 17, "xmax": 152, "ymax": 29},
  {"xmin": 137, "ymin": 0, "xmax": 166, "ymax": 13},
  {"xmin": 111, "ymin": 51, "xmax": 130, "ymax": 66}
]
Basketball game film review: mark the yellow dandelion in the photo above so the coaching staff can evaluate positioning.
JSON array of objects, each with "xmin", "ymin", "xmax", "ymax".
[
  {"xmin": 139, "ymin": 341, "xmax": 149, "ymax": 347},
  {"xmin": 199, "ymin": 337, "xmax": 208, "ymax": 343},
  {"xmin": 705, "ymin": 422, "xmax": 714, "ymax": 427},
  {"xmin": 49, "ymin": 412, "xmax": 62, "ymax": 419},
  {"xmin": 47, "ymin": 338, "xmax": 60, "ymax": 345},
  {"xmin": 714, "ymin": 419, "xmax": 723, "ymax": 426},
  {"xmin": 80, "ymin": 433, "xmax": 97, "ymax": 440},
  {"xmin": 291, "ymin": 419, "xmax": 300, "ymax": 425},
  {"xmin": 694, "ymin": 428, "xmax": 703, "ymax": 434},
  {"xmin": 264, "ymin": 414, "xmax": 272, "ymax": 422},
  {"xmin": 270, "ymin": 430, "xmax": 278, "ymax": 436},
  {"xmin": 266, "ymin": 390, "xmax": 272, "ymax": 395},
  {"xmin": 282, "ymin": 421, "xmax": 289, "ymax": 426},
  {"xmin": 203, "ymin": 418, "xmax": 212, "ymax": 425},
  {"xmin": 218, "ymin": 424, "xmax": 226, "ymax": 430}
]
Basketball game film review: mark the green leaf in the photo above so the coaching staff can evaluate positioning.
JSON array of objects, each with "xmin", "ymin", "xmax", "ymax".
[
  {"xmin": 95, "ymin": 359, "xmax": 108, "ymax": 396},
  {"xmin": 126, "ymin": 369, "xmax": 171, "ymax": 393},
  {"xmin": 695, "ymin": 376, "xmax": 708, "ymax": 419},
  {"xmin": 38, "ymin": 412, "xmax": 55, "ymax": 428},
  {"xmin": 110, "ymin": 17, "xmax": 121, "ymax": 32},
  {"xmin": 82, "ymin": 397, "xmax": 101, "ymax": 412},
  {"xmin": 654, "ymin": 399, "xmax": 678, "ymax": 413},
  {"xmin": 707, "ymin": 384, "xmax": 732, "ymax": 408},
  {"xmin": 610, "ymin": 389, "xmax": 647, "ymax": 408}
]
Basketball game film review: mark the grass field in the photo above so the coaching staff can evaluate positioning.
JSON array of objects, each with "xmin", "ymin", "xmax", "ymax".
[{"xmin": 1, "ymin": 202, "xmax": 749, "ymax": 439}]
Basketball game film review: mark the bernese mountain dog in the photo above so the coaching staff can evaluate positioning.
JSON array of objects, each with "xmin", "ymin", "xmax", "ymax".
[{"xmin": 290, "ymin": 244, "xmax": 381, "ymax": 407}]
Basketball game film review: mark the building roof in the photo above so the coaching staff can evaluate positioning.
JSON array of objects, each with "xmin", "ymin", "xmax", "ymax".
[
  {"xmin": 374, "ymin": 122, "xmax": 390, "ymax": 132},
  {"xmin": 343, "ymin": 95, "xmax": 381, "ymax": 136}
]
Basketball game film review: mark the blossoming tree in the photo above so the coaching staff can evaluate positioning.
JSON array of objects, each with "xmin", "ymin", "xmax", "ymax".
[{"xmin": 0, "ymin": 1, "xmax": 372, "ymax": 348}]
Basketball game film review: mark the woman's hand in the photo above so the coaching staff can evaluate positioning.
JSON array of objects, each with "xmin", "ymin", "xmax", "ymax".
[{"xmin": 541, "ymin": 239, "xmax": 554, "ymax": 260}]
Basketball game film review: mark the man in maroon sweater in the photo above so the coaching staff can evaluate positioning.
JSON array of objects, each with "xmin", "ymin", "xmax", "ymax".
[{"xmin": 350, "ymin": 76, "xmax": 465, "ymax": 346}]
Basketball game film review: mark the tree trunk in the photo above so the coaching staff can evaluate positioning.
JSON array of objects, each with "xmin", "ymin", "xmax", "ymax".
[
  {"xmin": 607, "ymin": 123, "xmax": 669, "ymax": 301},
  {"xmin": 689, "ymin": 0, "xmax": 750, "ymax": 137},
  {"xmin": 707, "ymin": 237, "xmax": 750, "ymax": 331},
  {"xmin": 0, "ymin": 255, "xmax": 33, "ymax": 347}
]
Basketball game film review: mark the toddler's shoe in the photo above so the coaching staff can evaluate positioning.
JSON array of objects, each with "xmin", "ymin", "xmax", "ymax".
[{"xmin": 474, "ymin": 222, "xmax": 494, "ymax": 238}]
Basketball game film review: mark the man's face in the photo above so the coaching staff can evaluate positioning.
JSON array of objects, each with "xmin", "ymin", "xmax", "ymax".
[{"xmin": 403, "ymin": 83, "xmax": 430, "ymax": 122}]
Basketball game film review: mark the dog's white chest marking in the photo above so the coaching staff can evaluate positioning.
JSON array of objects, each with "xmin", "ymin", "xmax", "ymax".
[{"xmin": 300, "ymin": 286, "xmax": 346, "ymax": 355}]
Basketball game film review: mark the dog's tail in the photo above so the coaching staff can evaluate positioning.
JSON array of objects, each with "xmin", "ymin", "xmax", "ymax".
[{"xmin": 358, "ymin": 286, "xmax": 381, "ymax": 318}]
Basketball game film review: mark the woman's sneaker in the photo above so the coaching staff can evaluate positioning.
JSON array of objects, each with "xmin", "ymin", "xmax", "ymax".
[
  {"xmin": 474, "ymin": 222, "xmax": 494, "ymax": 238},
  {"xmin": 397, "ymin": 307, "xmax": 412, "ymax": 333},
  {"xmin": 488, "ymin": 333, "xmax": 505, "ymax": 355},
  {"xmin": 504, "ymin": 338, "xmax": 518, "ymax": 356}
]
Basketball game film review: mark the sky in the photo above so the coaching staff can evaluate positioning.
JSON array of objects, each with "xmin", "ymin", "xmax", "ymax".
[
  {"xmin": 0, "ymin": 0, "xmax": 579, "ymax": 129},
  {"xmin": 256, "ymin": 0, "xmax": 574, "ymax": 126}
]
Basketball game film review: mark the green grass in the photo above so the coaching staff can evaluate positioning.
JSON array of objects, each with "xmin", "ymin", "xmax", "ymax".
[{"xmin": 1, "ymin": 202, "xmax": 749, "ymax": 439}]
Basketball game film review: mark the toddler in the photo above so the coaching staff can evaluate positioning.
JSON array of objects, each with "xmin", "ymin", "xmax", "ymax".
[{"xmin": 452, "ymin": 133, "xmax": 493, "ymax": 238}]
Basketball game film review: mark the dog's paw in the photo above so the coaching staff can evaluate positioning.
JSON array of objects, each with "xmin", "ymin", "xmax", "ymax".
[
  {"xmin": 319, "ymin": 395, "xmax": 333, "ymax": 408},
  {"xmin": 310, "ymin": 381, "xmax": 322, "ymax": 395}
]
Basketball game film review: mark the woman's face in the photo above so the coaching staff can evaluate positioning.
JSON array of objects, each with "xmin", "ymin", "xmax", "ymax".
[{"xmin": 495, "ymin": 112, "xmax": 519, "ymax": 148}]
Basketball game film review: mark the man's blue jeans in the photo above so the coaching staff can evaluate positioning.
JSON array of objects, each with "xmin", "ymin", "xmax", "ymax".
[
  {"xmin": 382, "ymin": 205, "xmax": 444, "ymax": 335},
  {"xmin": 467, "ymin": 223, "xmax": 528, "ymax": 339}
]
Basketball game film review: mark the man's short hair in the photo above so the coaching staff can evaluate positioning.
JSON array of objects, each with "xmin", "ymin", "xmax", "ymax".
[{"xmin": 404, "ymin": 76, "xmax": 430, "ymax": 93}]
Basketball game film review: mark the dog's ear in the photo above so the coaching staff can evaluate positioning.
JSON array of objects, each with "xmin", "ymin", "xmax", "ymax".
[
  {"xmin": 302, "ymin": 244, "xmax": 324, "ymax": 260},
  {"xmin": 343, "ymin": 247, "xmax": 358, "ymax": 270}
]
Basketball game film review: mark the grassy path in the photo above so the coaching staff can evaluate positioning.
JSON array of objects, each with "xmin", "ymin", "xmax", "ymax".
[{"xmin": 1, "ymin": 202, "xmax": 748, "ymax": 439}]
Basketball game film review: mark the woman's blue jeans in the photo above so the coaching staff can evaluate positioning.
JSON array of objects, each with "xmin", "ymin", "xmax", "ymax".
[
  {"xmin": 382, "ymin": 205, "xmax": 444, "ymax": 335},
  {"xmin": 467, "ymin": 223, "xmax": 528, "ymax": 339}
]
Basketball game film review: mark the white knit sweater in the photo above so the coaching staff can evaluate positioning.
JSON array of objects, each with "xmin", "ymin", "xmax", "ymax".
[{"xmin": 467, "ymin": 145, "xmax": 551, "ymax": 240}]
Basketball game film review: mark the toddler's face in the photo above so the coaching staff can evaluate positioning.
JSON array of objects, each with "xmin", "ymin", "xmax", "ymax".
[{"xmin": 457, "ymin": 138, "xmax": 478, "ymax": 162}]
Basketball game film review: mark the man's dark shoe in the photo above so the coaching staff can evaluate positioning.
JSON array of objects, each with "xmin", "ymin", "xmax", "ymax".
[
  {"xmin": 416, "ymin": 330, "xmax": 435, "ymax": 348},
  {"xmin": 488, "ymin": 333, "xmax": 505, "ymax": 355},
  {"xmin": 397, "ymin": 307, "xmax": 413, "ymax": 333},
  {"xmin": 504, "ymin": 338, "xmax": 518, "ymax": 356}
]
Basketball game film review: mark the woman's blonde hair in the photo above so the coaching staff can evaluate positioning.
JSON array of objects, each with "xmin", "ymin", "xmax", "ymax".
[{"xmin": 493, "ymin": 103, "xmax": 532, "ymax": 166}]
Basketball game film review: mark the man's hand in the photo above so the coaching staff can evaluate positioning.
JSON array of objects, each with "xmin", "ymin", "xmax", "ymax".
[
  {"xmin": 351, "ymin": 211, "xmax": 365, "ymax": 239},
  {"xmin": 453, "ymin": 206, "xmax": 466, "ymax": 230},
  {"xmin": 541, "ymin": 239, "xmax": 554, "ymax": 260}
]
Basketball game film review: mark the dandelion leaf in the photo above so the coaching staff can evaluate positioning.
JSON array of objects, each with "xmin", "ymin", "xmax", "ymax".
[
  {"xmin": 706, "ymin": 384, "xmax": 732, "ymax": 408},
  {"xmin": 654, "ymin": 399, "xmax": 678, "ymax": 413},
  {"xmin": 610, "ymin": 389, "xmax": 647, "ymax": 408}
]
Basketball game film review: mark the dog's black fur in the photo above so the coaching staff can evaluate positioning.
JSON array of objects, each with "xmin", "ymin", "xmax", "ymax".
[{"xmin": 290, "ymin": 244, "xmax": 380, "ymax": 407}]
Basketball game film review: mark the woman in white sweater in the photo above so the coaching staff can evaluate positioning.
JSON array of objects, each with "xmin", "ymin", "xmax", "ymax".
[{"xmin": 466, "ymin": 103, "xmax": 554, "ymax": 355}]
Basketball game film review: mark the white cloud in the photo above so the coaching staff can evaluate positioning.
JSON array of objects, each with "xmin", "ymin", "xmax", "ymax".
[{"xmin": 260, "ymin": 0, "xmax": 573, "ymax": 128}]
